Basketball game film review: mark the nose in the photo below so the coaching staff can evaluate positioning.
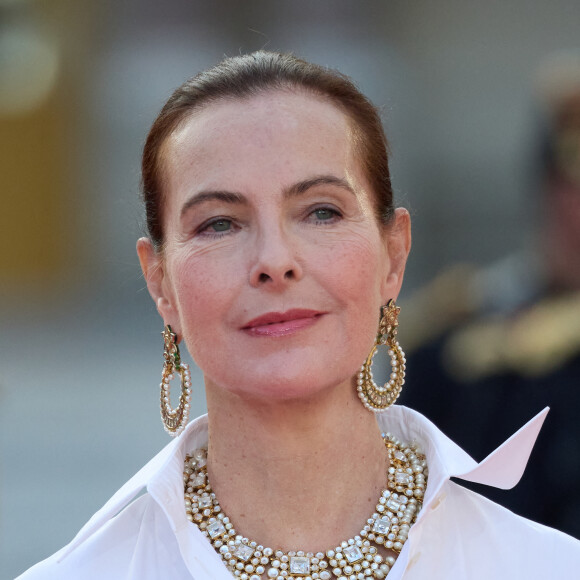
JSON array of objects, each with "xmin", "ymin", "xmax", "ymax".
[{"xmin": 249, "ymin": 225, "xmax": 304, "ymax": 289}]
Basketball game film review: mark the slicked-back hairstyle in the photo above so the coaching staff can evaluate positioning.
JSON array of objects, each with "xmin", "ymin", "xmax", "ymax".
[{"xmin": 141, "ymin": 51, "xmax": 394, "ymax": 250}]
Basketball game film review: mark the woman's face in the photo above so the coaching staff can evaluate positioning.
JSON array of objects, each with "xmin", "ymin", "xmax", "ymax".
[{"xmin": 139, "ymin": 90, "xmax": 410, "ymax": 402}]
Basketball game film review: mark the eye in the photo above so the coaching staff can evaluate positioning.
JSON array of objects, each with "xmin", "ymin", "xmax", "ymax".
[
  {"xmin": 208, "ymin": 219, "xmax": 231, "ymax": 232},
  {"xmin": 314, "ymin": 208, "xmax": 335, "ymax": 220},
  {"xmin": 197, "ymin": 217, "xmax": 235, "ymax": 237},
  {"xmin": 307, "ymin": 205, "xmax": 342, "ymax": 224}
]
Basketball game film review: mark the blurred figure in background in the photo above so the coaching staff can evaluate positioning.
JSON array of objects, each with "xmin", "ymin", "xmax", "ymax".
[{"xmin": 399, "ymin": 51, "xmax": 580, "ymax": 538}]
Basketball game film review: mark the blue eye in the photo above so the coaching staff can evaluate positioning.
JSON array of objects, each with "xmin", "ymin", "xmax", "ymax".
[
  {"xmin": 313, "ymin": 208, "xmax": 336, "ymax": 220},
  {"xmin": 209, "ymin": 219, "xmax": 231, "ymax": 232},
  {"xmin": 197, "ymin": 217, "xmax": 235, "ymax": 238},
  {"xmin": 309, "ymin": 206, "xmax": 341, "ymax": 224}
]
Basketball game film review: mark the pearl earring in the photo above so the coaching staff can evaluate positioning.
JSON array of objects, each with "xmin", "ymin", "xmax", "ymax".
[
  {"xmin": 160, "ymin": 325, "xmax": 192, "ymax": 436},
  {"xmin": 357, "ymin": 300, "xmax": 406, "ymax": 412}
]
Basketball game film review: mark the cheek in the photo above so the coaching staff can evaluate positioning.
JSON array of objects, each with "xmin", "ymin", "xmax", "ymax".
[
  {"xmin": 319, "ymin": 231, "xmax": 387, "ymax": 301},
  {"xmin": 167, "ymin": 250, "xmax": 242, "ymax": 335},
  {"xmin": 313, "ymin": 233, "xmax": 387, "ymax": 354}
]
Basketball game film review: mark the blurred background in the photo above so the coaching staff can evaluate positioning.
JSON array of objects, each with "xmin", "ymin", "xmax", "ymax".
[{"xmin": 2, "ymin": 1, "xmax": 580, "ymax": 577}]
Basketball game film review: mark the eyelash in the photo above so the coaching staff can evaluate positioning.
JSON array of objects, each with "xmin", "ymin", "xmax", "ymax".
[
  {"xmin": 196, "ymin": 217, "xmax": 237, "ymax": 238},
  {"xmin": 194, "ymin": 204, "xmax": 343, "ymax": 239},
  {"xmin": 307, "ymin": 205, "xmax": 343, "ymax": 224}
]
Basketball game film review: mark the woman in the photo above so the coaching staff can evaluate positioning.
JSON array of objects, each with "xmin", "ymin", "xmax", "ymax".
[{"xmin": 19, "ymin": 51, "xmax": 580, "ymax": 579}]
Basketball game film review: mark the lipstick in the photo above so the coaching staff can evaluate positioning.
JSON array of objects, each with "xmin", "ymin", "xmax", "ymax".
[{"xmin": 242, "ymin": 309, "xmax": 324, "ymax": 337}]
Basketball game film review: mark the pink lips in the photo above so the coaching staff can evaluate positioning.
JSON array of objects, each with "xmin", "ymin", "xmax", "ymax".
[{"xmin": 242, "ymin": 309, "xmax": 324, "ymax": 337}]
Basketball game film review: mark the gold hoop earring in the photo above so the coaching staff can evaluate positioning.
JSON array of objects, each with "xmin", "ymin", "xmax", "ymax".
[
  {"xmin": 357, "ymin": 300, "xmax": 406, "ymax": 413},
  {"xmin": 160, "ymin": 325, "xmax": 192, "ymax": 437}
]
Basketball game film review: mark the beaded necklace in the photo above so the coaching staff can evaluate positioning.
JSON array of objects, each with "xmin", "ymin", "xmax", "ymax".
[{"xmin": 183, "ymin": 434, "xmax": 427, "ymax": 580}]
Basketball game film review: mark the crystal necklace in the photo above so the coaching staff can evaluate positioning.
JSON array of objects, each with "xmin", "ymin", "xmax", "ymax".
[{"xmin": 183, "ymin": 434, "xmax": 427, "ymax": 580}]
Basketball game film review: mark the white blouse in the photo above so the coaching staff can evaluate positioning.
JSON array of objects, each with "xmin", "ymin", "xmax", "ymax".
[{"xmin": 17, "ymin": 406, "xmax": 580, "ymax": 579}]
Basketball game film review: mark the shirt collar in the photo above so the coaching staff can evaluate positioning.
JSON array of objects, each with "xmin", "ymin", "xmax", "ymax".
[
  {"xmin": 58, "ymin": 415, "xmax": 209, "ymax": 562},
  {"xmin": 377, "ymin": 405, "xmax": 548, "ymax": 506},
  {"xmin": 58, "ymin": 405, "xmax": 549, "ymax": 563}
]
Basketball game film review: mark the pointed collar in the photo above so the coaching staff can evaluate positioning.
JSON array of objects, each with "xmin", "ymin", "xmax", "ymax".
[
  {"xmin": 377, "ymin": 405, "xmax": 548, "ymax": 511},
  {"xmin": 58, "ymin": 405, "xmax": 548, "ymax": 564},
  {"xmin": 57, "ymin": 415, "xmax": 210, "ymax": 562}
]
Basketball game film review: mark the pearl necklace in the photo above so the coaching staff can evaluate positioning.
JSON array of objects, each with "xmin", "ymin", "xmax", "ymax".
[{"xmin": 183, "ymin": 434, "xmax": 427, "ymax": 580}]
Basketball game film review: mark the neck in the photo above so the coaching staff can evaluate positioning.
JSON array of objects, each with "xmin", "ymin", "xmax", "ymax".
[{"xmin": 204, "ymin": 379, "xmax": 389, "ymax": 552}]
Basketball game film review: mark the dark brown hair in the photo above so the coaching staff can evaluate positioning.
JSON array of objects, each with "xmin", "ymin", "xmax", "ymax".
[{"xmin": 141, "ymin": 50, "xmax": 394, "ymax": 250}]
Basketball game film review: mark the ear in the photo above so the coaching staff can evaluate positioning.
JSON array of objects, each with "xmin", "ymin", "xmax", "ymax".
[
  {"xmin": 137, "ymin": 237, "xmax": 181, "ymax": 334},
  {"xmin": 381, "ymin": 208, "xmax": 411, "ymax": 302}
]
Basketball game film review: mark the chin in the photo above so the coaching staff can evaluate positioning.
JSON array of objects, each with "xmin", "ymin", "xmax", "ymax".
[{"xmin": 227, "ymin": 369, "xmax": 353, "ymax": 405}]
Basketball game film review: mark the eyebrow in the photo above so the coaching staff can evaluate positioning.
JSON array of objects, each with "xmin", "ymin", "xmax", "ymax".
[
  {"xmin": 180, "ymin": 191, "xmax": 247, "ymax": 219},
  {"xmin": 179, "ymin": 174, "xmax": 355, "ymax": 219},
  {"xmin": 283, "ymin": 175, "xmax": 356, "ymax": 197}
]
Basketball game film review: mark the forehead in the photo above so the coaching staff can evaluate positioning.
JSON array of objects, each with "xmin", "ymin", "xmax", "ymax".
[{"xmin": 161, "ymin": 90, "xmax": 359, "ymax": 193}]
